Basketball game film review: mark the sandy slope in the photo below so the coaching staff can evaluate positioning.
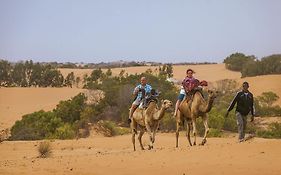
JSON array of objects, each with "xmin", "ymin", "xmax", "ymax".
[
  {"xmin": 1, "ymin": 133, "xmax": 281, "ymax": 175},
  {"xmin": 0, "ymin": 87, "xmax": 85, "ymax": 130}
]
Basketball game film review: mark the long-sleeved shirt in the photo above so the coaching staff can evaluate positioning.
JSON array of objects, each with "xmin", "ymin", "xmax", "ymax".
[
  {"xmin": 182, "ymin": 77, "xmax": 199, "ymax": 92},
  {"xmin": 227, "ymin": 90, "xmax": 255, "ymax": 116}
]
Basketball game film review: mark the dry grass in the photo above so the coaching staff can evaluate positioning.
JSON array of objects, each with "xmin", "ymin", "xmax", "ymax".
[{"xmin": 38, "ymin": 141, "xmax": 52, "ymax": 158}]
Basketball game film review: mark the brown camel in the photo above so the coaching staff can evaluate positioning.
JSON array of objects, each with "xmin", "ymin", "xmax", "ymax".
[
  {"xmin": 175, "ymin": 90, "xmax": 217, "ymax": 147},
  {"xmin": 130, "ymin": 99, "xmax": 173, "ymax": 151}
]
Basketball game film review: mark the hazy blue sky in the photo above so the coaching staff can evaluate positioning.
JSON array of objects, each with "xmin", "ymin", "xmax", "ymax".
[{"xmin": 0, "ymin": 0, "xmax": 281, "ymax": 63}]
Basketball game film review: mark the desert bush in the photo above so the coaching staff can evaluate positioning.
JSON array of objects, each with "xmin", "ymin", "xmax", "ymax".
[
  {"xmin": 54, "ymin": 93, "xmax": 87, "ymax": 123},
  {"xmin": 256, "ymin": 122, "xmax": 281, "ymax": 139},
  {"xmin": 100, "ymin": 120, "xmax": 130, "ymax": 136},
  {"xmin": 160, "ymin": 113, "xmax": 175, "ymax": 131},
  {"xmin": 208, "ymin": 109, "xmax": 225, "ymax": 130},
  {"xmin": 53, "ymin": 123, "xmax": 76, "ymax": 139},
  {"xmin": 10, "ymin": 93, "xmax": 88, "ymax": 141},
  {"xmin": 208, "ymin": 128, "xmax": 223, "ymax": 137},
  {"xmin": 38, "ymin": 141, "xmax": 52, "ymax": 158},
  {"xmin": 10, "ymin": 111, "xmax": 63, "ymax": 140}
]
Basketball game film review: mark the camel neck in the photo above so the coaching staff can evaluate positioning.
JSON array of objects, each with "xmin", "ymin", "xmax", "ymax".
[{"xmin": 156, "ymin": 106, "xmax": 166, "ymax": 120}]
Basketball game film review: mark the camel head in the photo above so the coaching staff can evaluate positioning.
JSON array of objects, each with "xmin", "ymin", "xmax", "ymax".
[
  {"xmin": 207, "ymin": 89, "xmax": 219, "ymax": 100},
  {"xmin": 161, "ymin": 99, "xmax": 173, "ymax": 109}
]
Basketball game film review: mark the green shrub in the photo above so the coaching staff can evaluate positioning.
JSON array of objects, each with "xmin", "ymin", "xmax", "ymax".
[
  {"xmin": 100, "ymin": 120, "xmax": 130, "ymax": 136},
  {"xmin": 208, "ymin": 110, "xmax": 225, "ymax": 130},
  {"xmin": 53, "ymin": 123, "xmax": 76, "ymax": 139},
  {"xmin": 54, "ymin": 93, "xmax": 87, "ymax": 123},
  {"xmin": 208, "ymin": 128, "xmax": 223, "ymax": 137},
  {"xmin": 10, "ymin": 111, "xmax": 63, "ymax": 140},
  {"xmin": 223, "ymin": 114, "xmax": 237, "ymax": 132},
  {"xmin": 256, "ymin": 122, "xmax": 281, "ymax": 139},
  {"xmin": 160, "ymin": 113, "xmax": 175, "ymax": 131}
]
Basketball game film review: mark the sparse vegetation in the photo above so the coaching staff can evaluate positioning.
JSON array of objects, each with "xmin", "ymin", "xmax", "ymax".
[
  {"xmin": 99, "ymin": 120, "xmax": 130, "ymax": 137},
  {"xmin": 38, "ymin": 141, "xmax": 52, "ymax": 158},
  {"xmin": 256, "ymin": 123, "xmax": 281, "ymax": 139}
]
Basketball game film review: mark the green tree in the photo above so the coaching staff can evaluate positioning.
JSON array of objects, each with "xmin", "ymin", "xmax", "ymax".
[
  {"xmin": 11, "ymin": 62, "xmax": 27, "ymax": 87},
  {"xmin": 64, "ymin": 72, "xmax": 75, "ymax": 87},
  {"xmin": 75, "ymin": 76, "xmax": 81, "ymax": 88},
  {"xmin": 90, "ymin": 68, "xmax": 103, "ymax": 82},
  {"xmin": 0, "ymin": 60, "xmax": 11, "ymax": 86},
  {"xmin": 223, "ymin": 53, "xmax": 255, "ymax": 72},
  {"xmin": 105, "ymin": 68, "xmax": 112, "ymax": 77},
  {"xmin": 30, "ymin": 63, "xmax": 43, "ymax": 86},
  {"xmin": 166, "ymin": 64, "xmax": 173, "ymax": 78}
]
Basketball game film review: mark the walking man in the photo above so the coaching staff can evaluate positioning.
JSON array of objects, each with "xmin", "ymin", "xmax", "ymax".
[{"xmin": 225, "ymin": 82, "xmax": 255, "ymax": 142}]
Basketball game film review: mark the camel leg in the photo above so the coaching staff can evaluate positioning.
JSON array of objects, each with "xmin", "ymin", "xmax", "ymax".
[
  {"xmin": 186, "ymin": 121, "xmax": 192, "ymax": 146},
  {"xmin": 132, "ymin": 132, "xmax": 136, "ymax": 151},
  {"xmin": 176, "ymin": 121, "xmax": 180, "ymax": 148},
  {"xmin": 191, "ymin": 117, "xmax": 197, "ymax": 146},
  {"xmin": 200, "ymin": 114, "xmax": 209, "ymax": 146},
  {"xmin": 145, "ymin": 121, "xmax": 153, "ymax": 150},
  {"xmin": 152, "ymin": 122, "xmax": 159, "ymax": 144},
  {"xmin": 138, "ymin": 127, "xmax": 145, "ymax": 150},
  {"xmin": 131, "ymin": 121, "xmax": 137, "ymax": 151}
]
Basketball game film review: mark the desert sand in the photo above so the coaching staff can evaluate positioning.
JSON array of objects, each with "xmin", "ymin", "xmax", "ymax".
[{"xmin": 1, "ymin": 133, "xmax": 281, "ymax": 175}]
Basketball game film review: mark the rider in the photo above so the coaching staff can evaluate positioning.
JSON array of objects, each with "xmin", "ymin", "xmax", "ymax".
[
  {"xmin": 128, "ymin": 76, "xmax": 152, "ymax": 123},
  {"xmin": 173, "ymin": 69, "xmax": 207, "ymax": 117}
]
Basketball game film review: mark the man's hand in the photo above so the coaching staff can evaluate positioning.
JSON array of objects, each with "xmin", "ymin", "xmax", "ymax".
[
  {"xmin": 133, "ymin": 87, "xmax": 140, "ymax": 95},
  {"xmin": 225, "ymin": 111, "xmax": 229, "ymax": 118}
]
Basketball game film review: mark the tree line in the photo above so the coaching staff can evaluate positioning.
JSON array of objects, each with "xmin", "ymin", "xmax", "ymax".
[
  {"xmin": 0, "ymin": 60, "xmax": 76, "ymax": 87},
  {"xmin": 223, "ymin": 53, "xmax": 281, "ymax": 77}
]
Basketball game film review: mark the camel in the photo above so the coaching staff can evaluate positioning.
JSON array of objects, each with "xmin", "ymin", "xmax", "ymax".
[
  {"xmin": 175, "ymin": 89, "xmax": 218, "ymax": 147},
  {"xmin": 130, "ymin": 99, "xmax": 173, "ymax": 151}
]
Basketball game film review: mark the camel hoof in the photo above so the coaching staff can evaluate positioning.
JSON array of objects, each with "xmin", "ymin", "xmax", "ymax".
[
  {"xmin": 200, "ymin": 139, "xmax": 207, "ymax": 146},
  {"xmin": 193, "ymin": 142, "xmax": 196, "ymax": 146},
  {"xmin": 148, "ymin": 145, "xmax": 153, "ymax": 150}
]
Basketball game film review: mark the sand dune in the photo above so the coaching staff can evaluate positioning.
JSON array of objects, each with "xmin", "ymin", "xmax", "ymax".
[
  {"xmin": 0, "ymin": 87, "xmax": 85, "ymax": 130},
  {"xmin": 1, "ymin": 133, "xmax": 281, "ymax": 175}
]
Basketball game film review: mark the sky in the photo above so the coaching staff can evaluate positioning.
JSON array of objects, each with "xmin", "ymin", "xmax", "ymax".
[{"xmin": 0, "ymin": 0, "xmax": 281, "ymax": 63}]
